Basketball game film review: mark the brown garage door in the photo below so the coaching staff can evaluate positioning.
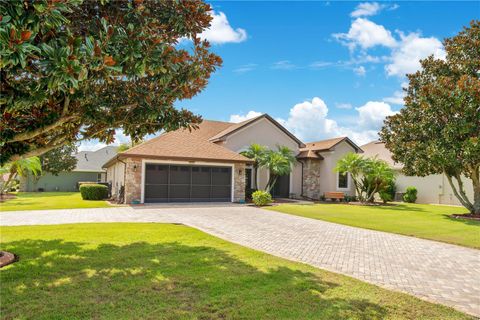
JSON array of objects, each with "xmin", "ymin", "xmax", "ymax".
[{"xmin": 144, "ymin": 164, "xmax": 232, "ymax": 203}]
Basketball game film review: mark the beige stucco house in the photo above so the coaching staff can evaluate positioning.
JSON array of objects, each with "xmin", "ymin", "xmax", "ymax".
[
  {"xmin": 103, "ymin": 114, "xmax": 361, "ymax": 204},
  {"xmin": 362, "ymin": 141, "xmax": 474, "ymax": 205}
]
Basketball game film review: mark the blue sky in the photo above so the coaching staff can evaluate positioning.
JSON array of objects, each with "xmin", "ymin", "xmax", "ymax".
[{"xmin": 81, "ymin": 1, "xmax": 479, "ymax": 150}]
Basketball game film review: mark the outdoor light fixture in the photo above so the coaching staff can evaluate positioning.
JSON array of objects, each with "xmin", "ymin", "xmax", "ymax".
[{"xmin": 133, "ymin": 164, "xmax": 137, "ymax": 171}]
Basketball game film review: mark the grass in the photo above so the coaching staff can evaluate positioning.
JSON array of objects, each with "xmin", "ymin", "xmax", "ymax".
[
  {"xmin": 268, "ymin": 203, "xmax": 480, "ymax": 249},
  {"xmin": 0, "ymin": 192, "xmax": 112, "ymax": 211},
  {"xmin": 0, "ymin": 223, "xmax": 472, "ymax": 319}
]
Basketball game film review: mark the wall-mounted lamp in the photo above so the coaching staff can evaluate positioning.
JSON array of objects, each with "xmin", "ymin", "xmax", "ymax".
[
  {"xmin": 239, "ymin": 169, "xmax": 242, "ymax": 175},
  {"xmin": 133, "ymin": 164, "xmax": 137, "ymax": 172}
]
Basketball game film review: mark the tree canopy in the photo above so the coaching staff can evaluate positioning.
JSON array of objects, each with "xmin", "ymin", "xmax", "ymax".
[
  {"xmin": 379, "ymin": 20, "xmax": 480, "ymax": 214},
  {"xmin": 0, "ymin": 0, "xmax": 222, "ymax": 165},
  {"xmin": 40, "ymin": 143, "xmax": 77, "ymax": 176}
]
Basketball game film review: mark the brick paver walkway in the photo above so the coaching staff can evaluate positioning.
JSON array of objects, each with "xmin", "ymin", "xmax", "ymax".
[{"xmin": 1, "ymin": 205, "xmax": 479, "ymax": 316}]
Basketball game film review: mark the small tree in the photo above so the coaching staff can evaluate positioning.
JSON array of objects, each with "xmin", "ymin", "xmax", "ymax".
[
  {"xmin": 261, "ymin": 146, "xmax": 295, "ymax": 193},
  {"xmin": 380, "ymin": 21, "xmax": 480, "ymax": 214},
  {"xmin": 39, "ymin": 144, "xmax": 78, "ymax": 176},
  {"xmin": 0, "ymin": 157, "xmax": 42, "ymax": 194},
  {"xmin": 1, "ymin": 0, "xmax": 222, "ymax": 164},
  {"xmin": 335, "ymin": 153, "xmax": 395, "ymax": 203},
  {"xmin": 240, "ymin": 144, "xmax": 267, "ymax": 190}
]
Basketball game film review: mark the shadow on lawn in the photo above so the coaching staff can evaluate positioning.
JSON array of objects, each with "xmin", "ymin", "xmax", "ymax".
[{"xmin": 1, "ymin": 239, "xmax": 387, "ymax": 319}]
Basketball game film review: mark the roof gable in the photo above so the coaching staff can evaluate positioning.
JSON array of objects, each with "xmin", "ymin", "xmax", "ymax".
[
  {"xmin": 76, "ymin": 146, "xmax": 118, "ymax": 172},
  {"xmin": 209, "ymin": 114, "xmax": 305, "ymax": 148},
  {"xmin": 302, "ymin": 137, "xmax": 363, "ymax": 153}
]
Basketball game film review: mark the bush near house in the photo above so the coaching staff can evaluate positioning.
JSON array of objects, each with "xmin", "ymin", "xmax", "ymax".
[
  {"xmin": 403, "ymin": 187, "xmax": 418, "ymax": 203},
  {"xmin": 379, "ymin": 180, "xmax": 396, "ymax": 203},
  {"xmin": 80, "ymin": 184, "xmax": 108, "ymax": 200},
  {"xmin": 252, "ymin": 190, "xmax": 272, "ymax": 206}
]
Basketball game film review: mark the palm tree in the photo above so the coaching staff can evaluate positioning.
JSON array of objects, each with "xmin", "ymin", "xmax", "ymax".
[
  {"xmin": 262, "ymin": 146, "xmax": 296, "ymax": 193},
  {"xmin": 362, "ymin": 158, "xmax": 395, "ymax": 202},
  {"xmin": 240, "ymin": 144, "xmax": 266, "ymax": 190},
  {"xmin": 0, "ymin": 157, "xmax": 42, "ymax": 194},
  {"xmin": 335, "ymin": 152, "xmax": 366, "ymax": 201}
]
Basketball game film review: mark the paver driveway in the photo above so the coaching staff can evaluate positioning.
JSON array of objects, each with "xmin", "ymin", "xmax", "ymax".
[{"xmin": 1, "ymin": 205, "xmax": 479, "ymax": 316}]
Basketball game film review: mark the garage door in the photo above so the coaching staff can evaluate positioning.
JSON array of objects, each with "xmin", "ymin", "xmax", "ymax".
[{"xmin": 144, "ymin": 164, "xmax": 232, "ymax": 203}]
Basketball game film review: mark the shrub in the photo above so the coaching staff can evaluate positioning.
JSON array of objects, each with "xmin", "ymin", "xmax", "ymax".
[
  {"xmin": 344, "ymin": 195, "xmax": 357, "ymax": 202},
  {"xmin": 80, "ymin": 184, "xmax": 108, "ymax": 200},
  {"xmin": 252, "ymin": 190, "xmax": 272, "ymax": 206},
  {"xmin": 403, "ymin": 186, "xmax": 418, "ymax": 203},
  {"xmin": 379, "ymin": 180, "xmax": 396, "ymax": 203}
]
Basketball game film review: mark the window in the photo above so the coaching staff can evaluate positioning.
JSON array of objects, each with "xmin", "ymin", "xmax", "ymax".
[{"xmin": 337, "ymin": 172, "xmax": 348, "ymax": 189}]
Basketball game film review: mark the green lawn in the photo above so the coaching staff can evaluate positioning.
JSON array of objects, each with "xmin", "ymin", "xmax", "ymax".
[
  {"xmin": 1, "ymin": 223, "xmax": 472, "ymax": 319},
  {"xmin": 0, "ymin": 192, "xmax": 112, "ymax": 211},
  {"xmin": 268, "ymin": 203, "xmax": 480, "ymax": 249}
]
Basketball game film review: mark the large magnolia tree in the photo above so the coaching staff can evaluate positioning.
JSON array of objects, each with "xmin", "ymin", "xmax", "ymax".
[
  {"xmin": 0, "ymin": 0, "xmax": 221, "ymax": 165},
  {"xmin": 380, "ymin": 21, "xmax": 480, "ymax": 214}
]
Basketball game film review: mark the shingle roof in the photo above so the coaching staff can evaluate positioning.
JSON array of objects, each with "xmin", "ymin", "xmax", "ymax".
[
  {"xmin": 361, "ymin": 141, "xmax": 402, "ymax": 169},
  {"xmin": 75, "ymin": 146, "xmax": 118, "ymax": 172},
  {"xmin": 114, "ymin": 120, "xmax": 253, "ymax": 164},
  {"xmin": 302, "ymin": 136, "xmax": 363, "ymax": 153}
]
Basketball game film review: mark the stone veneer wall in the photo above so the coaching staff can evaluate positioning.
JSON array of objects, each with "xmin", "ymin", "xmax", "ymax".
[
  {"xmin": 124, "ymin": 157, "xmax": 142, "ymax": 204},
  {"xmin": 302, "ymin": 159, "xmax": 322, "ymax": 200},
  {"xmin": 233, "ymin": 163, "xmax": 246, "ymax": 202}
]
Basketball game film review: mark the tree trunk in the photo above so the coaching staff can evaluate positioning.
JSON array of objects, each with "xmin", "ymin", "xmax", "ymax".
[
  {"xmin": 266, "ymin": 174, "xmax": 277, "ymax": 194},
  {"xmin": 445, "ymin": 173, "xmax": 475, "ymax": 213},
  {"xmin": 0, "ymin": 172, "xmax": 16, "ymax": 194},
  {"xmin": 253, "ymin": 165, "xmax": 258, "ymax": 190}
]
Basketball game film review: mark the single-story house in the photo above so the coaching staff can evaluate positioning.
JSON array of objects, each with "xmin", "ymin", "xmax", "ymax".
[
  {"xmin": 103, "ymin": 114, "xmax": 362, "ymax": 204},
  {"xmin": 21, "ymin": 146, "xmax": 117, "ymax": 192},
  {"xmin": 361, "ymin": 141, "xmax": 474, "ymax": 205}
]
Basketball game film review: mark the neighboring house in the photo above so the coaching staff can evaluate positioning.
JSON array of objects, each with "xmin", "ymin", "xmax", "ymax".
[
  {"xmin": 103, "ymin": 114, "xmax": 362, "ymax": 204},
  {"xmin": 21, "ymin": 146, "xmax": 117, "ymax": 192},
  {"xmin": 362, "ymin": 141, "xmax": 474, "ymax": 205}
]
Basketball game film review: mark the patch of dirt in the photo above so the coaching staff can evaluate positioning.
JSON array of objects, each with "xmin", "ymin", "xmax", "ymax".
[
  {"xmin": 450, "ymin": 213, "xmax": 480, "ymax": 221},
  {"xmin": 0, "ymin": 251, "xmax": 17, "ymax": 268},
  {"xmin": 0, "ymin": 193, "xmax": 16, "ymax": 203}
]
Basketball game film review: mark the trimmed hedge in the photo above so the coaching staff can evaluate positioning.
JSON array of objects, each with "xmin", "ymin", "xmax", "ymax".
[
  {"xmin": 252, "ymin": 190, "xmax": 272, "ymax": 206},
  {"xmin": 80, "ymin": 184, "xmax": 108, "ymax": 200}
]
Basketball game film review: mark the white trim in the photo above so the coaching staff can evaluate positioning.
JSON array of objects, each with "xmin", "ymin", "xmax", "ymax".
[
  {"xmin": 336, "ymin": 172, "xmax": 350, "ymax": 191},
  {"xmin": 140, "ymin": 159, "xmax": 235, "ymax": 203}
]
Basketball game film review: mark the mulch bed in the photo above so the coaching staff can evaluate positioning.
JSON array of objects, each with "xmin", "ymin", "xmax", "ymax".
[
  {"xmin": 450, "ymin": 213, "xmax": 480, "ymax": 221},
  {"xmin": 0, "ymin": 251, "xmax": 17, "ymax": 268},
  {"xmin": 0, "ymin": 193, "xmax": 16, "ymax": 203}
]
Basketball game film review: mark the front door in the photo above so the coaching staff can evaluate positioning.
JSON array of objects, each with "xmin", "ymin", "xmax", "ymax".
[{"xmin": 272, "ymin": 174, "xmax": 290, "ymax": 198}]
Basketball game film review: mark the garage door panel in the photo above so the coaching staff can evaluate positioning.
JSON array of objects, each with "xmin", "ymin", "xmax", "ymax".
[
  {"xmin": 191, "ymin": 186, "xmax": 211, "ymax": 199},
  {"xmin": 144, "ymin": 185, "xmax": 168, "ymax": 202},
  {"xmin": 145, "ymin": 165, "xmax": 168, "ymax": 184},
  {"xmin": 192, "ymin": 167, "xmax": 211, "ymax": 185},
  {"xmin": 211, "ymin": 167, "xmax": 231, "ymax": 185}
]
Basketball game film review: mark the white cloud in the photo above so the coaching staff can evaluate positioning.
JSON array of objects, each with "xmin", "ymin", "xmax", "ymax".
[
  {"xmin": 385, "ymin": 32, "xmax": 446, "ymax": 77},
  {"xmin": 334, "ymin": 18, "xmax": 397, "ymax": 50},
  {"xmin": 353, "ymin": 65, "xmax": 366, "ymax": 76},
  {"xmin": 355, "ymin": 101, "xmax": 397, "ymax": 129},
  {"xmin": 233, "ymin": 63, "xmax": 257, "ymax": 74},
  {"xmin": 383, "ymin": 90, "xmax": 405, "ymax": 105},
  {"xmin": 229, "ymin": 110, "xmax": 263, "ymax": 123},
  {"xmin": 336, "ymin": 103, "xmax": 353, "ymax": 109},
  {"xmin": 275, "ymin": 98, "xmax": 397, "ymax": 145},
  {"xmin": 277, "ymin": 98, "xmax": 340, "ymax": 142},
  {"xmin": 199, "ymin": 11, "xmax": 247, "ymax": 44},
  {"xmin": 271, "ymin": 60, "xmax": 297, "ymax": 70},
  {"xmin": 351, "ymin": 2, "xmax": 383, "ymax": 17}
]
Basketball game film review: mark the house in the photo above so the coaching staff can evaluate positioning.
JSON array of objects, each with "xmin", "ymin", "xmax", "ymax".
[
  {"xmin": 361, "ymin": 141, "xmax": 474, "ymax": 205},
  {"xmin": 103, "ymin": 114, "xmax": 362, "ymax": 204},
  {"xmin": 21, "ymin": 146, "xmax": 117, "ymax": 192}
]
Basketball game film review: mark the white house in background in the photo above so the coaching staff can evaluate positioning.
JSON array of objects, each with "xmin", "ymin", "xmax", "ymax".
[{"xmin": 361, "ymin": 141, "xmax": 474, "ymax": 205}]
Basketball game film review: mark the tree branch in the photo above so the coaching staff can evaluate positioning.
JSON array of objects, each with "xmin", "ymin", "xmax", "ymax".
[{"xmin": 7, "ymin": 97, "xmax": 75, "ymax": 143}]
